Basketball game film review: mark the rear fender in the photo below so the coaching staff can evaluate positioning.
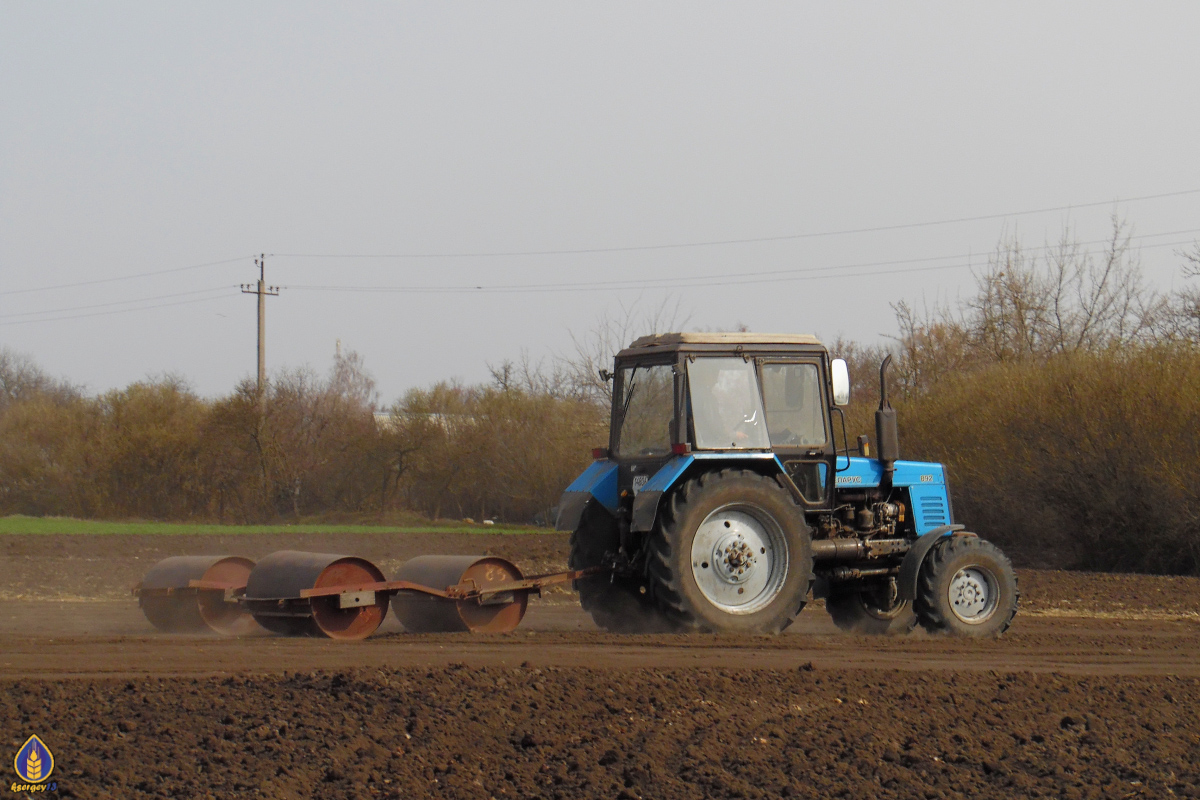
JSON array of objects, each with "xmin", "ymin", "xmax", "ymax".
[
  {"xmin": 554, "ymin": 460, "xmax": 618, "ymax": 531},
  {"xmin": 630, "ymin": 452, "xmax": 785, "ymax": 533}
]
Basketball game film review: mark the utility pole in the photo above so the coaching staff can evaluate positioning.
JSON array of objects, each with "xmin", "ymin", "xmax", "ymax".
[{"xmin": 241, "ymin": 255, "xmax": 280, "ymax": 402}]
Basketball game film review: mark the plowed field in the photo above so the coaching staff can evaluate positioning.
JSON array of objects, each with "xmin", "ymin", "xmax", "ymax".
[{"xmin": 3, "ymin": 531, "xmax": 1199, "ymax": 799}]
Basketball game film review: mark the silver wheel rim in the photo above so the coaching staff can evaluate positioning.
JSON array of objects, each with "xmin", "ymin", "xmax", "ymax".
[
  {"xmin": 690, "ymin": 503, "xmax": 788, "ymax": 614},
  {"xmin": 947, "ymin": 567, "xmax": 999, "ymax": 624}
]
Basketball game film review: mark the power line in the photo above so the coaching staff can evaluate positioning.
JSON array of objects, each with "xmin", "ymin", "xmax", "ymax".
[
  {"xmin": 290, "ymin": 261, "xmax": 973, "ymax": 295},
  {"xmin": 0, "ymin": 256, "xmax": 252, "ymax": 297},
  {"xmin": 283, "ymin": 233, "xmax": 1200, "ymax": 296},
  {"xmin": 0, "ymin": 291, "xmax": 239, "ymax": 327},
  {"xmin": 272, "ymin": 188, "xmax": 1200, "ymax": 259},
  {"xmin": 1, "ymin": 187, "xmax": 1195, "ymax": 298},
  {"xmin": 0, "ymin": 286, "xmax": 236, "ymax": 321},
  {"xmin": 1, "ymin": 186, "xmax": 1194, "ymax": 315}
]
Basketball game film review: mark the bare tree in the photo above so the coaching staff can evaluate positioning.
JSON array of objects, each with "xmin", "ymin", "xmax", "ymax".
[
  {"xmin": 330, "ymin": 347, "xmax": 378, "ymax": 408},
  {"xmin": 888, "ymin": 217, "xmax": 1166, "ymax": 397},
  {"xmin": 557, "ymin": 296, "xmax": 690, "ymax": 404},
  {"xmin": 829, "ymin": 336, "xmax": 895, "ymax": 402},
  {"xmin": 886, "ymin": 300, "xmax": 980, "ymax": 397},
  {"xmin": 968, "ymin": 217, "xmax": 1161, "ymax": 360},
  {"xmin": 0, "ymin": 348, "xmax": 78, "ymax": 410},
  {"xmin": 488, "ymin": 350, "xmax": 573, "ymax": 397},
  {"xmin": 1160, "ymin": 242, "xmax": 1200, "ymax": 343},
  {"xmin": 1057, "ymin": 218, "xmax": 1163, "ymax": 349}
]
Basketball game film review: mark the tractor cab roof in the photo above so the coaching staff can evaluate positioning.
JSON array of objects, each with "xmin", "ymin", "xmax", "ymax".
[{"xmin": 618, "ymin": 332, "xmax": 826, "ymax": 359}]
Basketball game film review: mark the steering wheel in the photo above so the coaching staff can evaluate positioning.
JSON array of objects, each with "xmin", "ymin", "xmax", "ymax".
[{"xmin": 774, "ymin": 427, "xmax": 802, "ymax": 445}]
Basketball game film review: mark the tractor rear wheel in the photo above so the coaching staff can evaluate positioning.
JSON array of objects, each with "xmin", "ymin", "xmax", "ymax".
[
  {"xmin": 648, "ymin": 468, "xmax": 811, "ymax": 633},
  {"xmin": 914, "ymin": 535, "xmax": 1018, "ymax": 637},
  {"xmin": 826, "ymin": 579, "xmax": 916, "ymax": 635},
  {"xmin": 569, "ymin": 504, "xmax": 680, "ymax": 633}
]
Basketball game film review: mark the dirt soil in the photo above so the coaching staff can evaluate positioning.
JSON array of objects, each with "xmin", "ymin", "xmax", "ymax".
[{"xmin": 2, "ymin": 531, "xmax": 1200, "ymax": 799}]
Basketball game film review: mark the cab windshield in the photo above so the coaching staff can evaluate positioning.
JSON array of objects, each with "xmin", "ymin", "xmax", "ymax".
[{"xmin": 687, "ymin": 358, "xmax": 770, "ymax": 450}]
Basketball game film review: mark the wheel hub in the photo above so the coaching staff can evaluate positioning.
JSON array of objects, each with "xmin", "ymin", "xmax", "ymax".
[
  {"xmin": 690, "ymin": 505, "xmax": 788, "ymax": 614},
  {"xmin": 948, "ymin": 567, "xmax": 997, "ymax": 623},
  {"xmin": 711, "ymin": 533, "xmax": 756, "ymax": 584}
]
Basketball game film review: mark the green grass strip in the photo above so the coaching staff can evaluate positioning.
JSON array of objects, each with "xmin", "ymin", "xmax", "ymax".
[{"xmin": 0, "ymin": 515, "xmax": 550, "ymax": 536}]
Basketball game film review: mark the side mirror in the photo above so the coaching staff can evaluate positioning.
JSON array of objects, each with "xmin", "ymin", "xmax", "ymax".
[{"xmin": 831, "ymin": 359, "xmax": 850, "ymax": 406}]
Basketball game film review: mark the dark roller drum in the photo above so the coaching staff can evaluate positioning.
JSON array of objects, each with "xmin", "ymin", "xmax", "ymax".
[
  {"xmin": 244, "ymin": 550, "xmax": 388, "ymax": 640},
  {"xmin": 138, "ymin": 556, "xmax": 258, "ymax": 636},
  {"xmin": 392, "ymin": 555, "xmax": 527, "ymax": 633}
]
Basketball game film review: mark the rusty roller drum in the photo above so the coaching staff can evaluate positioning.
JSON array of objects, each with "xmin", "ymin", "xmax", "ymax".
[
  {"xmin": 244, "ymin": 550, "xmax": 388, "ymax": 640},
  {"xmin": 139, "ymin": 556, "xmax": 258, "ymax": 636},
  {"xmin": 392, "ymin": 555, "xmax": 527, "ymax": 633}
]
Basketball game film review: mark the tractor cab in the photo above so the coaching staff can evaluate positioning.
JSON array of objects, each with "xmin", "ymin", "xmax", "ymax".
[{"xmin": 608, "ymin": 332, "xmax": 838, "ymax": 512}]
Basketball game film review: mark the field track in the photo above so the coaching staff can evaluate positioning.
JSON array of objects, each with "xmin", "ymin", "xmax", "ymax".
[{"xmin": 2, "ymin": 531, "xmax": 1199, "ymax": 798}]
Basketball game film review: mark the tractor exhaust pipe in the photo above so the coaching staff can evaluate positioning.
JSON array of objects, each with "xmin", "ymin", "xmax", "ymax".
[{"xmin": 876, "ymin": 354, "xmax": 899, "ymax": 482}]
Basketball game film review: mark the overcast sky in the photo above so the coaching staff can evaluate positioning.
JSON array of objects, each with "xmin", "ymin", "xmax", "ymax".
[{"xmin": 3, "ymin": 3, "xmax": 1200, "ymax": 401}]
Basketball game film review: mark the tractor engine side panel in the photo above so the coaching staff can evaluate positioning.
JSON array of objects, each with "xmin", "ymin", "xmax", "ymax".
[
  {"xmin": 906, "ymin": 484, "xmax": 952, "ymax": 532},
  {"xmin": 834, "ymin": 456, "xmax": 952, "ymax": 534}
]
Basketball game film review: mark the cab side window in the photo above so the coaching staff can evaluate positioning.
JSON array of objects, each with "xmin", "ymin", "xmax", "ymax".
[{"xmin": 759, "ymin": 363, "xmax": 826, "ymax": 448}]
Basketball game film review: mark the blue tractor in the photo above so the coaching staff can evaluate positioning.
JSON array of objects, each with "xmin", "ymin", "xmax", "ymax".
[{"xmin": 556, "ymin": 332, "xmax": 1017, "ymax": 636}]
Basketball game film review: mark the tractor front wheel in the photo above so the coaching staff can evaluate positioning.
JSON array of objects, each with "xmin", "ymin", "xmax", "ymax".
[
  {"xmin": 648, "ymin": 469, "xmax": 811, "ymax": 633},
  {"xmin": 826, "ymin": 579, "xmax": 916, "ymax": 635},
  {"xmin": 914, "ymin": 535, "xmax": 1018, "ymax": 637}
]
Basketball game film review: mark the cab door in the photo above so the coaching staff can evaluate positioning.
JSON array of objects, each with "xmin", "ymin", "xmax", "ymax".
[{"xmin": 757, "ymin": 359, "xmax": 834, "ymax": 508}]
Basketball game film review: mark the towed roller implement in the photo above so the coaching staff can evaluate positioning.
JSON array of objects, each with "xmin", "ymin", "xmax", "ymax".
[{"xmin": 136, "ymin": 550, "xmax": 599, "ymax": 640}]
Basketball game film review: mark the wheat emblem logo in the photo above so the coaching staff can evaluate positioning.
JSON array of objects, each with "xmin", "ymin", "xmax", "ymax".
[{"xmin": 13, "ymin": 735, "xmax": 54, "ymax": 784}]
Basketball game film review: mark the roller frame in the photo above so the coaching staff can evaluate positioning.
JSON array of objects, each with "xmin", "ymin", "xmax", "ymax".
[
  {"xmin": 293, "ymin": 566, "xmax": 604, "ymax": 602},
  {"xmin": 240, "ymin": 564, "xmax": 606, "ymax": 635},
  {"xmin": 141, "ymin": 566, "xmax": 605, "ymax": 605}
]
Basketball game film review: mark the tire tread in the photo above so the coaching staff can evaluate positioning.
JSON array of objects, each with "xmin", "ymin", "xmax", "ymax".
[
  {"xmin": 646, "ymin": 468, "xmax": 810, "ymax": 633},
  {"xmin": 914, "ymin": 535, "xmax": 1018, "ymax": 637}
]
